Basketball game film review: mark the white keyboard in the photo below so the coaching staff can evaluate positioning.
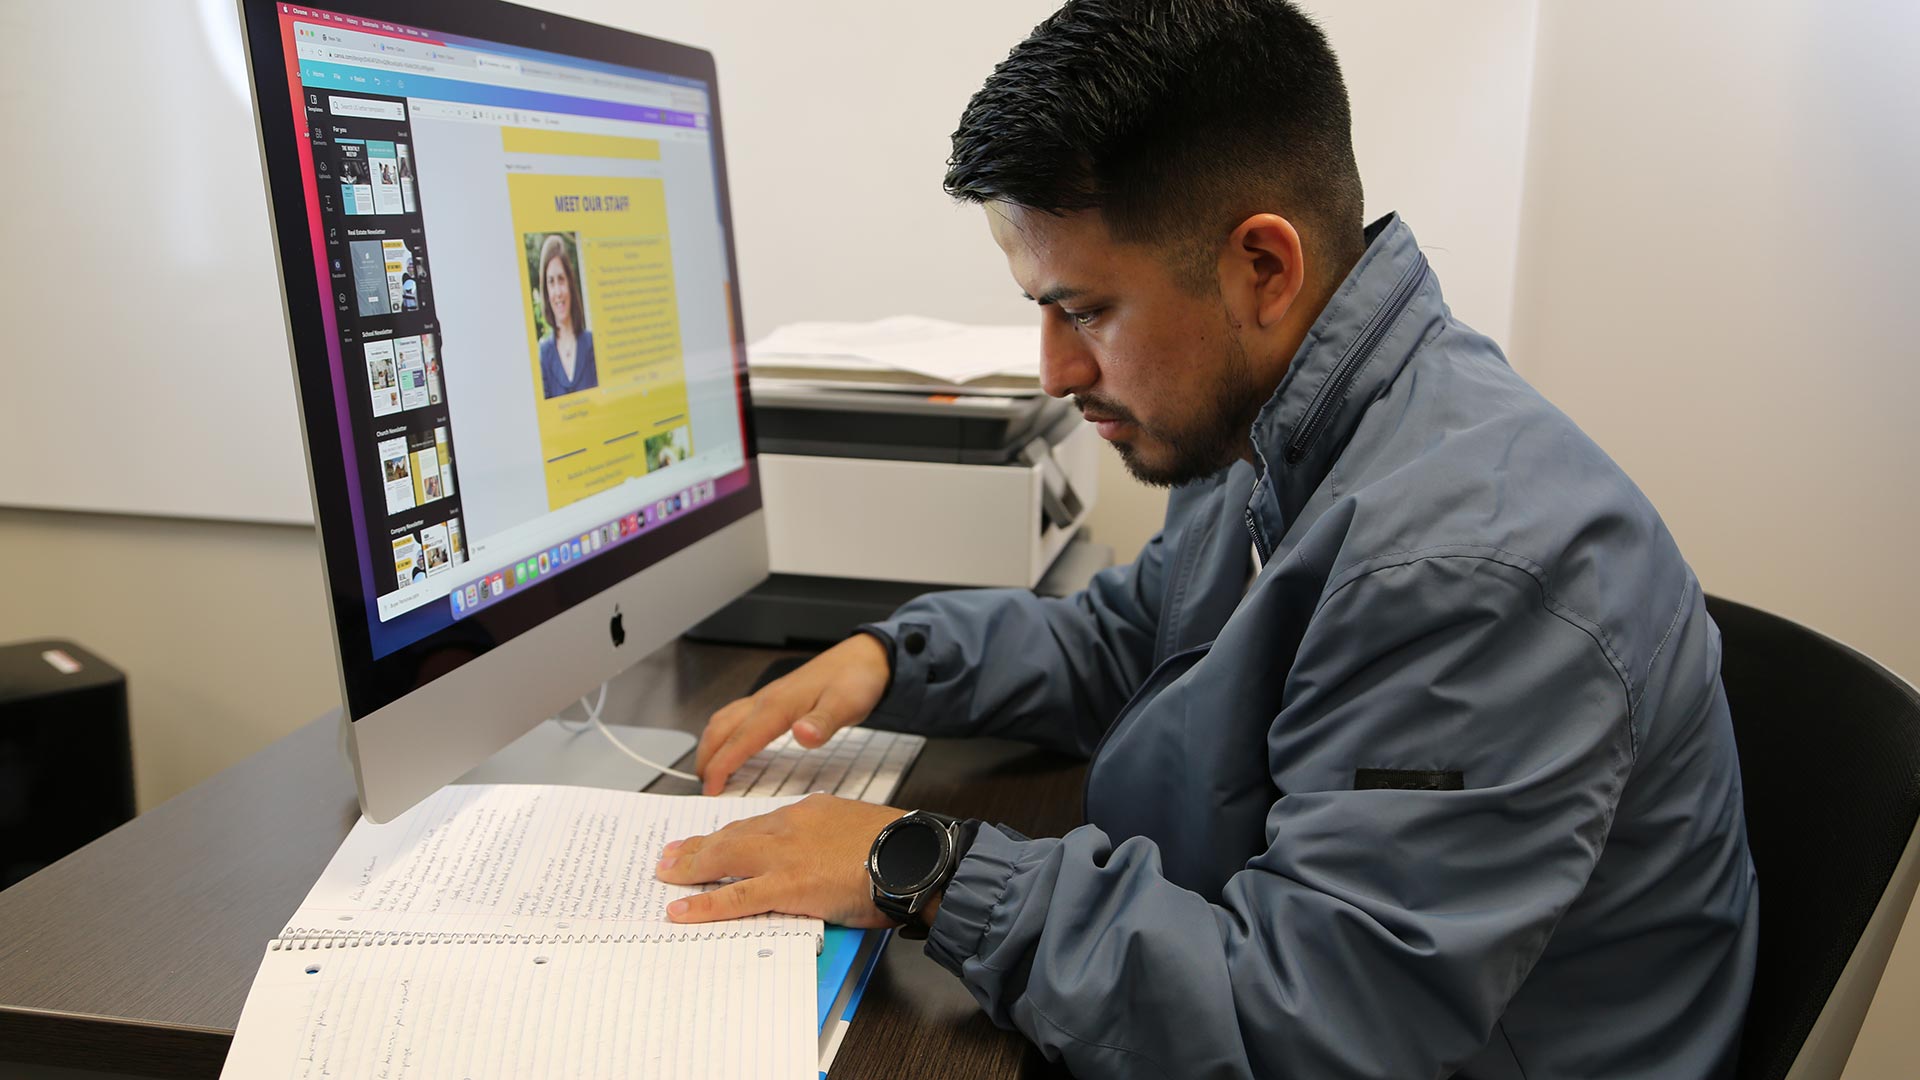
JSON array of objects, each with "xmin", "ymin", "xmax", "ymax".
[{"xmin": 718, "ymin": 726, "xmax": 926, "ymax": 804}]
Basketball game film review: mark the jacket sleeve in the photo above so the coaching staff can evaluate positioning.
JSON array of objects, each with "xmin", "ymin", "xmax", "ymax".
[
  {"xmin": 859, "ymin": 528, "xmax": 1170, "ymax": 757},
  {"xmin": 922, "ymin": 554, "xmax": 1638, "ymax": 1078}
]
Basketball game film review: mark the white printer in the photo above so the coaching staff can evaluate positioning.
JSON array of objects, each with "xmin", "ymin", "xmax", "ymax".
[{"xmin": 690, "ymin": 378, "xmax": 1108, "ymax": 647}]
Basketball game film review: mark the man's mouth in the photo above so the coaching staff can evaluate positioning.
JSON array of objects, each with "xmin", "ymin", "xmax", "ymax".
[{"xmin": 1075, "ymin": 396, "xmax": 1136, "ymax": 440}]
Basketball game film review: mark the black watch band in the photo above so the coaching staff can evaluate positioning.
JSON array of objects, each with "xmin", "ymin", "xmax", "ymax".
[{"xmin": 869, "ymin": 810, "xmax": 966, "ymax": 939}]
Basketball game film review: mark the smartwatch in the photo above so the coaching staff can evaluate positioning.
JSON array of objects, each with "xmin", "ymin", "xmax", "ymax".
[{"xmin": 868, "ymin": 810, "xmax": 967, "ymax": 939}]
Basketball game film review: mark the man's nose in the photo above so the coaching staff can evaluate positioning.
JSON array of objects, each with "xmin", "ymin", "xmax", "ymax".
[{"xmin": 1038, "ymin": 317, "xmax": 1096, "ymax": 400}]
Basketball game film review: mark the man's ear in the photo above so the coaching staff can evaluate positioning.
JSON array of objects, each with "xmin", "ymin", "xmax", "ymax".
[{"xmin": 1223, "ymin": 213, "xmax": 1307, "ymax": 330}]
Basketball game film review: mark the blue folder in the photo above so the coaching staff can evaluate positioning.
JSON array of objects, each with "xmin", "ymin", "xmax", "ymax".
[{"xmin": 816, "ymin": 924, "xmax": 891, "ymax": 1076}]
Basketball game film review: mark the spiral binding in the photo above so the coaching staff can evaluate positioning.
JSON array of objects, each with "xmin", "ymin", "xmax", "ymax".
[{"xmin": 268, "ymin": 925, "xmax": 820, "ymax": 951}]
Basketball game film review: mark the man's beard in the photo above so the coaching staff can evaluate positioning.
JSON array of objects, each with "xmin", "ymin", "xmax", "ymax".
[{"xmin": 1078, "ymin": 336, "xmax": 1264, "ymax": 489}]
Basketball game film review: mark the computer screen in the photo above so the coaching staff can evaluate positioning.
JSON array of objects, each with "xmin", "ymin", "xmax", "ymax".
[{"xmin": 242, "ymin": 0, "xmax": 768, "ymax": 820}]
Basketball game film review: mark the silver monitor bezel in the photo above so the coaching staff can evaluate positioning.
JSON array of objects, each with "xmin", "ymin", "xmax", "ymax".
[{"xmin": 237, "ymin": 0, "xmax": 767, "ymax": 820}]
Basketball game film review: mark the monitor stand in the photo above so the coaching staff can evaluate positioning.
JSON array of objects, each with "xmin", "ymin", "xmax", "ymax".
[
  {"xmin": 452, "ymin": 647, "xmax": 715, "ymax": 793},
  {"xmin": 456, "ymin": 718, "xmax": 695, "ymax": 792}
]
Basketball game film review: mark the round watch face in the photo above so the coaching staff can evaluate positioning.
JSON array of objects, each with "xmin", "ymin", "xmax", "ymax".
[{"xmin": 876, "ymin": 818, "xmax": 946, "ymax": 893}]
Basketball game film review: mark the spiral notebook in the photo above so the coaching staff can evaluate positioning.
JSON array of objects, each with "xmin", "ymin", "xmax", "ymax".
[{"xmin": 221, "ymin": 784, "xmax": 821, "ymax": 1079}]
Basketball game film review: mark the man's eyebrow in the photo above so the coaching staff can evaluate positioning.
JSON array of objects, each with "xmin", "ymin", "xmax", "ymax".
[{"xmin": 1022, "ymin": 285, "xmax": 1086, "ymax": 307}]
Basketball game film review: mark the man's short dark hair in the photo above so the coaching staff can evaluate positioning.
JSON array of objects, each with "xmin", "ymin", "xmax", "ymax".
[{"xmin": 946, "ymin": 0, "xmax": 1366, "ymax": 291}]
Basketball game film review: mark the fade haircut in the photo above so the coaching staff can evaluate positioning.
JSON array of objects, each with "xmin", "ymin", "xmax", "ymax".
[{"xmin": 946, "ymin": 0, "xmax": 1366, "ymax": 293}]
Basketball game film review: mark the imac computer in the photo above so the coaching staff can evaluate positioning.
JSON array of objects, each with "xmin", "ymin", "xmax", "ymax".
[{"xmin": 237, "ymin": 0, "xmax": 768, "ymax": 822}]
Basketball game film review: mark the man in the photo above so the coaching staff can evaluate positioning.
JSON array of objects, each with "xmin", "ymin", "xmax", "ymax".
[{"xmin": 657, "ymin": 1, "xmax": 1758, "ymax": 1076}]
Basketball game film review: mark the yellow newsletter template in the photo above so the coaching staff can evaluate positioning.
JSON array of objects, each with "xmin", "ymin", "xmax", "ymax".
[{"xmin": 508, "ymin": 162, "xmax": 692, "ymax": 510}]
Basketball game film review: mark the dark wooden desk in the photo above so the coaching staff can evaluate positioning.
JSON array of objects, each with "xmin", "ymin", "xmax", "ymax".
[{"xmin": 0, "ymin": 640, "xmax": 1084, "ymax": 1078}]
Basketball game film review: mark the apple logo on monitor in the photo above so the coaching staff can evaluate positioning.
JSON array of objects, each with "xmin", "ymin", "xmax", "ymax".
[{"xmin": 610, "ymin": 606, "xmax": 626, "ymax": 648}]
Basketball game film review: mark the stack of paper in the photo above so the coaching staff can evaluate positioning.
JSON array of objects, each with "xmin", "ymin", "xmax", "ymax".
[{"xmin": 749, "ymin": 315, "xmax": 1041, "ymax": 385}]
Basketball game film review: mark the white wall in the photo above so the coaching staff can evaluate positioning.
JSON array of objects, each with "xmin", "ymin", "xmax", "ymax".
[
  {"xmin": 1514, "ymin": 0, "xmax": 1920, "ymax": 677},
  {"xmin": 0, "ymin": 0, "xmax": 310, "ymax": 523},
  {"xmin": 1322, "ymin": 2, "xmax": 1539, "ymax": 349},
  {"xmin": 1513, "ymin": 4, "xmax": 1920, "ymax": 1073}
]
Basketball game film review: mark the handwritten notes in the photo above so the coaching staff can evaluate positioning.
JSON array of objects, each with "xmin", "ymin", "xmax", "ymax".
[
  {"xmin": 223, "ymin": 786, "xmax": 822, "ymax": 1079},
  {"xmin": 283, "ymin": 786, "xmax": 808, "ymax": 941}
]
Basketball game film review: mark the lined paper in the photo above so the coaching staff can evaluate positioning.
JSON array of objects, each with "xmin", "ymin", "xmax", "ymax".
[
  {"xmin": 220, "ymin": 936, "xmax": 817, "ymax": 1079},
  {"xmin": 283, "ymin": 785, "xmax": 814, "ymax": 942}
]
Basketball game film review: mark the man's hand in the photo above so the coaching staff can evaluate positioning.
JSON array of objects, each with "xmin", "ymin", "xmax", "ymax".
[
  {"xmin": 656, "ymin": 793, "xmax": 906, "ymax": 928},
  {"xmin": 695, "ymin": 633, "xmax": 892, "ymax": 795}
]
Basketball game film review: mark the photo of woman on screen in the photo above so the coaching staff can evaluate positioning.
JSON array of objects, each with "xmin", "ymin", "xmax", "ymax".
[{"xmin": 533, "ymin": 232, "xmax": 597, "ymax": 398}]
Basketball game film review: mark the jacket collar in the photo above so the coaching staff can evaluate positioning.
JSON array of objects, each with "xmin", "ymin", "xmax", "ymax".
[{"xmin": 1242, "ymin": 213, "xmax": 1438, "ymax": 557}]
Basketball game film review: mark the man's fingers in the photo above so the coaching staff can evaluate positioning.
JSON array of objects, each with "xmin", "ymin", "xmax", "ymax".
[
  {"xmin": 702, "ymin": 708, "xmax": 798, "ymax": 795},
  {"xmin": 791, "ymin": 688, "xmax": 853, "ymax": 747},
  {"xmin": 696, "ymin": 642, "xmax": 890, "ymax": 792},
  {"xmin": 657, "ymin": 829, "xmax": 772, "ymax": 885},
  {"xmin": 695, "ymin": 697, "xmax": 754, "ymax": 775},
  {"xmin": 667, "ymin": 877, "xmax": 771, "ymax": 924}
]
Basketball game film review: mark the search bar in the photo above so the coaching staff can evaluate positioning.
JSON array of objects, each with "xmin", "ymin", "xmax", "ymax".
[
  {"xmin": 329, "ymin": 95, "xmax": 407, "ymax": 122},
  {"xmin": 321, "ymin": 48, "xmax": 435, "ymax": 75}
]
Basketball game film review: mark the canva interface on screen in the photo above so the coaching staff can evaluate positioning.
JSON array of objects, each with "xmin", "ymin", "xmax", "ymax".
[{"xmin": 276, "ymin": 6, "xmax": 749, "ymax": 651}]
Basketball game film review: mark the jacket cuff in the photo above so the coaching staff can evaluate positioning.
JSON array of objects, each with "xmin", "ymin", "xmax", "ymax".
[
  {"xmin": 925, "ymin": 822, "xmax": 1029, "ymax": 977},
  {"xmin": 857, "ymin": 619, "xmax": 932, "ymax": 725}
]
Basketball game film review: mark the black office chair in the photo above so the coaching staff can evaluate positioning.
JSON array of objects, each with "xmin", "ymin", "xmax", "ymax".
[{"xmin": 1707, "ymin": 595, "xmax": 1920, "ymax": 1080}]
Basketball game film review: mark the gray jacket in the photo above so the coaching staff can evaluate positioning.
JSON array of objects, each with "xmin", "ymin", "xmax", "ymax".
[{"xmin": 866, "ymin": 215, "xmax": 1757, "ymax": 1079}]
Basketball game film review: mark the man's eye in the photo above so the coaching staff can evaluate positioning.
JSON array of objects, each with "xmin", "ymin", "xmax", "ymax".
[{"xmin": 1065, "ymin": 308, "xmax": 1100, "ymax": 327}]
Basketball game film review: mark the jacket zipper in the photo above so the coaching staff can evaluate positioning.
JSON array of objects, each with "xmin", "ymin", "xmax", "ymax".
[
  {"xmin": 1082, "ymin": 638, "xmax": 1216, "ymax": 818},
  {"xmin": 1282, "ymin": 253, "xmax": 1430, "ymax": 466}
]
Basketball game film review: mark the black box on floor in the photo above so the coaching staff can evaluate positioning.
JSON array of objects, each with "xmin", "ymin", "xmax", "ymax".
[{"xmin": 0, "ymin": 640, "xmax": 134, "ymax": 888}]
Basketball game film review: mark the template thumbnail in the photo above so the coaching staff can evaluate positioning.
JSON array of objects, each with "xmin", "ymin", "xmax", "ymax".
[
  {"xmin": 411, "ymin": 443, "xmax": 443, "ymax": 506},
  {"xmin": 424, "ymin": 333, "xmax": 443, "ymax": 405},
  {"xmin": 434, "ymin": 425, "xmax": 457, "ymax": 498},
  {"xmin": 378, "ymin": 436, "xmax": 415, "ymax": 514},
  {"xmin": 392, "ymin": 533, "xmax": 421, "ymax": 583},
  {"xmin": 395, "ymin": 335, "xmax": 428, "ymax": 411},
  {"xmin": 350, "ymin": 240, "xmax": 391, "ymax": 316},
  {"xmin": 335, "ymin": 144, "xmax": 375, "ymax": 215},
  {"xmin": 364, "ymin": 340, "xmax": 400, "ymax": 417},
  {"xmin": 383, "ymin": 239, "xmax": 411, "ymax": 315},
  {"xmin": 367, "ymin": 141, "xmax": 404, "ymax": 215},
  {"xmin": 419, "ymin": 521, "xmax": 451, "ymax": 576},
  {"xmin": 397, "ymin": 144, "xmax": 418, "ymax": 213}
]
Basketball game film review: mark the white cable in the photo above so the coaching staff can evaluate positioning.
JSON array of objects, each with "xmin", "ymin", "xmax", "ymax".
[
  {"xmin": 552, "ymin": 683, "xmax": 601, "ymax": 732},
  {"xmin": 590, "ymin": 713, "xmax": 700, "ymax": 782},
  {"xmin": 565, "ymin": 681, "xmax": 701, "ymax": 782},
  {"xmin": 553, "ymin": 682, "xmax": 608, "ymax": 732}
]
